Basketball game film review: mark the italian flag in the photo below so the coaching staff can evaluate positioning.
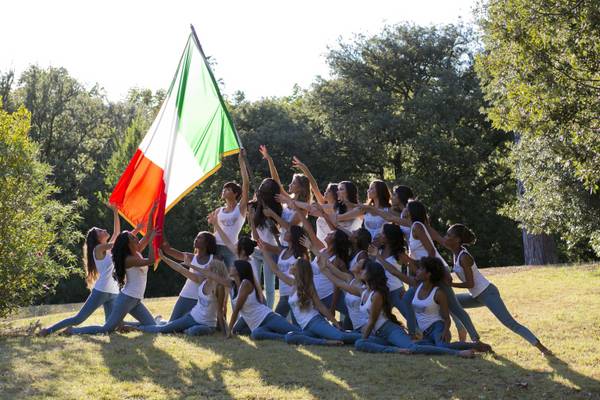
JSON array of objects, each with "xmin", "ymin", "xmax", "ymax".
[{"xmin": 109, "ymin": 30, "xmax": 240, "ymax": 251}]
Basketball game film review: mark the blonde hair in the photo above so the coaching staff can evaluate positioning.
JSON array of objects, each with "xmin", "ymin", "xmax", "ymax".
[{"xmin": 208, "ymin": 259, "xmax": 229, "ymax": 281}]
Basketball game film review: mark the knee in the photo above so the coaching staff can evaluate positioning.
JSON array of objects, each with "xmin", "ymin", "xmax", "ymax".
[
  {"xmin": 355, "ymin": 339, "xmax": 368, "ymax": 351},
  {"xmin": 284, "ymin": 332, "xmax": 299, "ymax": 344}
]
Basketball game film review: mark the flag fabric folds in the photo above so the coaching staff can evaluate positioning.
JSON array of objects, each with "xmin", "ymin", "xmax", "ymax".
[{"xmin": 109, "ymin": 32, "xmax": 240, "ymax": 254}]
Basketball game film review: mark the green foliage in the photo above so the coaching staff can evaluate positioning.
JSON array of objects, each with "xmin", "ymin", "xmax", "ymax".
[
  {"xmin": 0, "ymin": 105, "xmax": 81, "ymax": 317},
  {"xmin": 309, "ymin": 23, "xmax": 522, "ymax": 265},
  {"xmin": 476, "ymin": 0, "xmax": 600, "ymax": 257}
]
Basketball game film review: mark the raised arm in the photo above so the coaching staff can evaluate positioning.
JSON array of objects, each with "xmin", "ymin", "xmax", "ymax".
[
  {"xmin": 292, "ymin": 156, "xmax": 325, "ymax": 204},
  {"xmin": 263, "ymin": 206, "xmax": 290, "ymax": 231},
  {"xmin": 362, "ymin": 205, "xmax": 410, "ymax": 226},
  {"xmin": 160, "ymin": 234, "xmax": 192, "ymax": 263},
  {"xmin": 259, "ymin": 145, "xmax": 288, "ymax": 195},
  {"xmin": 239, "ymin": 150, "xmax": 250, "ymax": 216},
  {"xmin": 126, "ymin": 230, "xmax": 157, "ymax": 268},
  {"xmin": 318, "ymin": 256, "xmax": 361, "ymax": 296},
  {"xmin": 296, "ymin": 205, "xmax": 325, "ymax": 252},
  {"xmin": 108, "ymin": 203, "xmax": 121, "ymax": 243},
  {"xmin": 335, "ymin": 205, "xmax": 364, "ymax": 222},
  {"xmin": 258, "ymin": 242, "xmax": 295, "ymax": 286},
  {"xmin": 159, "ymin": 250, "xmax": 202, "ymax": 283},
  {"xmin": 138, "ymin": 202, "xmax": 158, "ymax": 252}
]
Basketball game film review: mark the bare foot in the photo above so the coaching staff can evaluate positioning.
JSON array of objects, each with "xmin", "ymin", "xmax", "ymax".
[
  {"xmin": 474, "ymin": 341, "xmax": 494, "ymax": 353},
  {"xmin": 325, "ymin": 340, "xmax": 344, "ymax": 346},
  {"xmin": 458, "ymin": 349, "xmax": 475, "ymax": 358}
]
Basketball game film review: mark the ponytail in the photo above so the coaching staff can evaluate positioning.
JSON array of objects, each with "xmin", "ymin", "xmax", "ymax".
[
  {"xmin": 83, "ymin": 228, "xmax": 100, "ymax": 289},
  {"xmin": 449, "ymin": 224, "xmax": 477, "ymax": 246}
]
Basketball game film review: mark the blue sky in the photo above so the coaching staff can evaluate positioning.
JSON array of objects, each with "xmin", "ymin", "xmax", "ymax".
[{"xmin": 0, "ymin": 0, "xmax": 476, "ymax": 101}]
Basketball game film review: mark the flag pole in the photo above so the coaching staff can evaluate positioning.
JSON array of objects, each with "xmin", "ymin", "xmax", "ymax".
[{"xmin": 189, "ymin": 24, "xmax": 259, "ymax": 194}]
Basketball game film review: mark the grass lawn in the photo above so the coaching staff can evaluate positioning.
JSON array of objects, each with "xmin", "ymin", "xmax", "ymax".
[{"xmin": 1, "ymin": 264, "xmax": 599, "ymax": 399}]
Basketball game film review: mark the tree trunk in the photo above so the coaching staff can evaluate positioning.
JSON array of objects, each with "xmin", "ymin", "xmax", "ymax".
[{"xmin": 521, "ymin": 229, "xmax": 558, "ymax": 265}]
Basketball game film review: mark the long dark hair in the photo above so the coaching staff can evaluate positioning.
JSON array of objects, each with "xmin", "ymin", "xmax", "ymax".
[
  {"xmin": 112, "ymin": 232, "xmax": 133, "ymax": 288},
  {"xmin": 407, "ymin": 200, "xmax": 429, "ymax": 225},
  {"xmin": 420, "ymin": 257, "xmax": 445, "ymax": 285},
  {"xmin": 354, "ymin": 228, "xmax": 372, "ymax": 252},
  {"xmin": 382, "ymin": 223, "xmax": 405, "ymax": 260},
  {"xmin": 197, "ymin": 231, "xmax": 218, "ymax": 255},
  {"xmin": 368, "ymin": 180, "xmax": 391, "ymax": 208},
  {"xmin": 237, "ymin": 236, "xmax": 256, "ymax": 258},
  {"xmin": 289, "ymin": 225, "xmax": 309, "ymax": 259},
  {"xmin": 83, "ymin": 228, "xmax": 100, "ymax": 288},
  {"xmin": 338, "ymin": 181, "xmax": 358, "ymax": 214},
  {"xmin": 295, "ymin": 258, "xmax": 315, "ymax": 310},
  {"xmin": 325, "ymin": 183, "xmax": 342, "ymax": 211},
  {"xmin": 232, "ymin": 260, "xmax": 261, "ymax": 302},
  {"xmin": 331, "ymin": 229, "xmax": 351, "ymax": 267},
  {"xmin": 393, "ymin": 185, "xmax": 414, "ymax": 209},
  {"xmin": 448, "ymin": 224, "xmax": 477, "ymax": 246},
  {"xmin": 363, "ymin": 260, "xmax": 399, "ymax": 324},
  {"xmin": 251, "ymin": 178, "xmax": 282, "ymax": 231}
]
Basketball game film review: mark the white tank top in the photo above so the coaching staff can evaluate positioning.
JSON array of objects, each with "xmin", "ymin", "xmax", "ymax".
[
  {"xmin": 349, "ymin": 250, "xmax": 366, "ymax": 271},
  {"xmin": 277, "ymin": 250, "xmax": 296, "ymax": 296},
  {"xmin": 92, "ymin": 249, "xmax": 119, "ymax": 294},
  {"xmin": 453, "ymin": 249, "xmax": 490, "ymax": 297},
  {"xmin": 412, "ymin": 283, "xmax": 442, "ymax": 331},
  {"xmin": 311, "ymin": 253, "xmax": 335, "ymax": 299},
  {"xmin": 289, "ymin": 290, "xmax": 320, "ymax": 329},
  {"xmin": 363, "ymin": 208, "xmax": 388, "ymax": 240},
  {"xmin": 179, "ymin": 254, "xmax": 213, "ymax": 299},
  {"xmin": 316, "ymin": 215, "xmax": 333, "ymax": 245},
  {"xmin": 278, "ymin": 206, "xmax": 298, "ymax": 247},
  {"xmin": 338, "ymin": 208, "xmax": 363, "ymax": 233},
  {"xmin": 360, "ymin": 290, "xmax": 387, "ymax": 331},
  {"xmin": 189, "ymin": 281, "xmax": 218, "ymax": 327},
  {"xmin": 255, "ymin": 222, "xmax": 278, "ymax": 246},
  {"xmin": 345, "ymin": 280, "xmax": 368, "ymax": 330},
  {"xmin": 230, "ymin": 281, "xmax": 271, "ymax": 331},
  {"xmin": 215, "ymin": 204, "xmax": 245, "ymax": 246},
  {"xmin": 384, "ymin": 255, "xmax": 405, "ymax": 292},
  {"xmin": 408, "ymin": 222, "xmax": 448, "ymax": 268},
  {"xmin": 121, "ymin": 263, "xmax": 148, "ymax": 300}
]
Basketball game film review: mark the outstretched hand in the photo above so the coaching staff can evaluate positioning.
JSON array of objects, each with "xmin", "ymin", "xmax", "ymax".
[
  {"xmin": 258, "ymin": 145, "xmax": 270, "ymax": 160},
  {"xmin": 207, "ymin": 209, "xmax": 219, "ymax": 225},
  {"xmin": 291, "ymin": 156, "xmax": 307, "ymax": 171}
]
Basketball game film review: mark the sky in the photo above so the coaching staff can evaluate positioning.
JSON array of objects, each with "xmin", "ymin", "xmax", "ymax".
[{"xmin": 0, "ymin": 0, "xmax": 477, "ymax": 102}]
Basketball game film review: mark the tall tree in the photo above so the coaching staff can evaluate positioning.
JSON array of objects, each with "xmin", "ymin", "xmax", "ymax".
[{"xmin": 476, "ymin": 0, "xmax": 600, "ymax": 259}]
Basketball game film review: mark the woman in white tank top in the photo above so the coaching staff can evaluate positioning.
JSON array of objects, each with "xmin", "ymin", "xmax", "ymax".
[
  {"xmin": 160, "ymin": 231, "xmax": 218, "ymax": 323},
  {"xmin": 259, "ymin": 253, "xmax": 360, "ymax": 346},
  {"xmin": 41, "ymin": 204, "xmax": 126, "ymax": 335},
  {"xmin": 68, "ymin": 204, "xmax": 160, "ymax": 335},
  {"xmin": 444, "ymin": 224, "xmax": 551, "ymax": 354},
  {"xmin": 135, "ymin": 255, "xmax": 229, "ymax": 335},
  {"xmin": 212, "ymin": 151, "xmax": 250, "ymax": 268}
]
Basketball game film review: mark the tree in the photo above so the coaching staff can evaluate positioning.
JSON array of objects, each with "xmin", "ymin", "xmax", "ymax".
[
  {"xmin": 476, "ymin": 0, "xmax": 600, "ymax": 258},
  {"xmin": 309, "ymin": 23, "xmax": 522, "ymax": 266},
  {"xmin": 0, "ymin": 105, "xmax": 80, "ymax": 317}
]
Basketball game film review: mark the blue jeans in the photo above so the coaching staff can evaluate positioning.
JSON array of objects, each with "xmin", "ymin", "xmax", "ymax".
[
  {"xmin": 439, "ymin": 283, "xmax": 480, "ymax": 341},
  {"xmin": 44, "ymin": 289, "xmax": 117, "ymax": 334},
  {"xmin": 169, "ymin": 296, "xmax": 197, "ymax": 321},
  {"xmin": 251, "ymin": 312, "xmax": 301, "ymax": 341},
  {"xmin": 355, "ymin": 321, "xmax": 461, "ymax": 355},
  {"xmin": 390, "ymin": 287, "xmax": 417, "ymax": 336},
  {"xmin": 456, "ymin": 283, "xmax": 539, "ymax": 345},
  {"xmin": 138, "ymin": 313, "xmax": 216, "ymax": 335},
  {"xmin": 284, "ymin": 315, "xmax": 361, "ymax": 345},
  {"xmin": 251, "ymin": 249, "xmax": 276, "ymax": 309},
  {"xmin": 232, "ymin": 318, "xmax": 251, "ymax": 335},
  {"xmin": 69, "ymin": 293, "xmax": 155, "ymax": 334},
  {"xmin": 416, "ymin": 320, "xmax": 478, "ymax": 350},
  {"xmin": 322, "ymin": 291, "xmax": 351, "ymax": 329},
  {"xmin": 275, "ymin": 295, "xmax": 299, "ymax": 326},
  {"xmin": 216, "ymin": 244, "xmax": 236, "ymax": 268}
]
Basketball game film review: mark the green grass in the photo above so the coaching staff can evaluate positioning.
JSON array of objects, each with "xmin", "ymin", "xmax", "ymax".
[{"xmin": 1, "ymin": 264, "xmax": 599, "ymax": 399}]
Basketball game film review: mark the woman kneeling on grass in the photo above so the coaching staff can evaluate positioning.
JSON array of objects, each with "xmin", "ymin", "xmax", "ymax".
[
  {"xmin": 354, "ymin": 260, "xmax": 476, "ymax": 357},
  {"xmin": 200, "ymin": 259, "xmax": 300, "ymax": 341},
  {"xmin": 445, "ymin": 224, "xmax": 552, "ymax": 355},
  {"xmin": 67, "ymin": 203, "xmax": 159, "ymax": 335},
  {"xmin": 259, "ymin": 242, "xmax": 361, "ymax": 346},
  {"xmin": 133, "ymin": 254, "xmax": 228, "ymax": 335}
]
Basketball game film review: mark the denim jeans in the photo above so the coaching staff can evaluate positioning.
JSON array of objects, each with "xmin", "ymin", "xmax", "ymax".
[
  {"xmin": 251, "ymin": 249, "xmax": 276, "ymax": 309},
  {"xmin": 169, "ymin": 296, "xmax": 197, "ymax": 322},
  {"xmin": 354, "ymin": 321, "xmax": 461, "ymax": 355},
  {"xmin": 456, "ymin": 283, "xmax": 539, "ymax": 345},
  {"xmin": 216, "ymin": 244, "xmax": 236, "ymax": 268},
  {"xmin": 284, "ymin": 315, "xmax": 361, "ymax": 345},
  {"xmin": 69, "ymin": 293, "xmax": 155, "ymax": 334},
  {"xmin": 250, "ymin": 312, "xmax": 301, "ymax": 341},
  {"xmin": 138, "ymin": 313, "xmax": 216, "ymax": 335},
  {"xmin": 44, "ymin": 289, "xmax": 117, "ymax": 334},
  {"xmin": 390, "ymin": 287, "xmax": 417, "ymax": 336},
  {"xmin": 416, "ymin": 320, "xmax": 477, "ymax": 350},
  {"xmin": 274, "ymin": 295, "xmax": 299, "ymax": 326},
  {"xmin": 439, "ymin": 283, "xmax": 480, "ymax": 341}
]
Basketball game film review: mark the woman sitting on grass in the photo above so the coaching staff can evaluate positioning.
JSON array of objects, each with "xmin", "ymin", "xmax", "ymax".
[
  {"xmin": 40, "ymin": 203, "xmax": 137, "ymax": 336},
  {"xmin": 259, "ymin": 243, "xmax": 360, "ymax": 346},
  {"xmin": 134, "ymin": 254, "xmax": 228, "ymax": 336},
  {"xmin": 354, "ymin": 260, "xmax": 476, "ymax": 357},
  {"xmin": 67, "ymin": 203, "xmax": 159, "ymax": 335},
  {"xmin": 445, "ymin": 224, "xmax": 552, "ymax": 355}
]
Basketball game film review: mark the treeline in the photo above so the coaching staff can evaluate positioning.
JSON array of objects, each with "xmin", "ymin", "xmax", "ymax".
[{"xmin": 1, "ymin": 14, "xmax": 598, "ymax": 310}]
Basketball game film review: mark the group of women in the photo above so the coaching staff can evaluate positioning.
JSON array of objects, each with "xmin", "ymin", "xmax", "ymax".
[{"xmin": 40, "ymin": 147, "xmax": 552, "ymax": 357}]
